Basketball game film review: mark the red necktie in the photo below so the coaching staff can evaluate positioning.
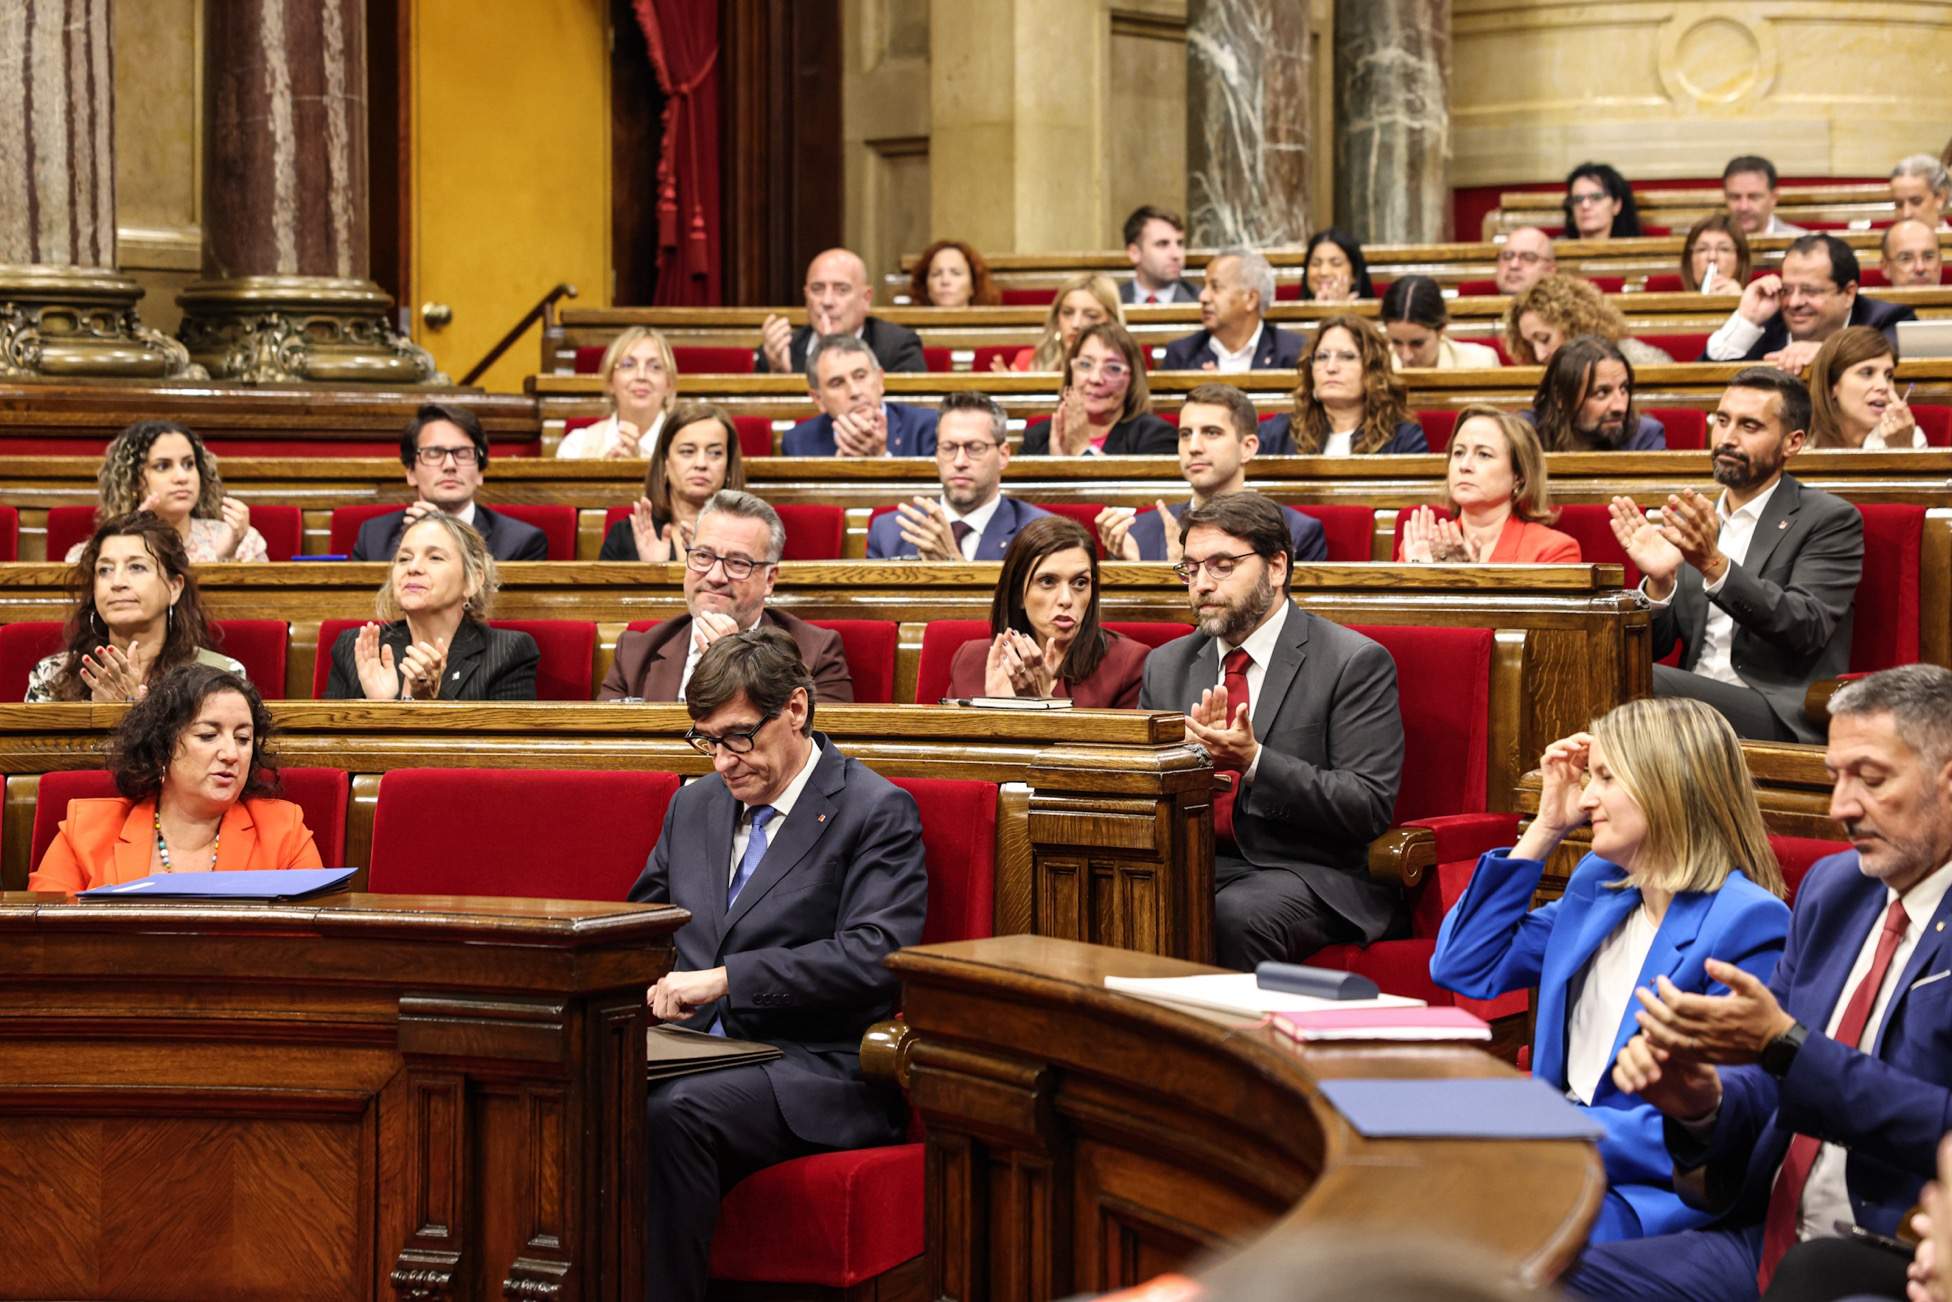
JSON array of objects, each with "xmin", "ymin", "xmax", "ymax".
[
  {"xmin": 1145, "ymin": 293, "xmax": 1159, "ymax": 305},
  {"xmin": 1756, "ymin": 897, "xmax": 1911, "ymax": 1291},
  {"xmin": 1211, "ymin": 648, "xmax": 1252, "ymax": 847}
]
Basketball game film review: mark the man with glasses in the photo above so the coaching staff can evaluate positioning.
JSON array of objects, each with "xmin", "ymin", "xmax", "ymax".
[
  {"xmin": 755, "ymin": 247, "xmax": 926, "ymax": 376},
  {"xmin": 1880, "ymin": 217, "xmax": 1943, "ymax": 289},
  {"xmin": 1139, "ymin": 492, "xmax": 1403, "ymax": 968},
  {"xmin": 349, "ymin": 402, "xmax": 548, "ymax": 561},
  {"xmin": 784, "ymin": 334, "xmax": 939, "ymax": 458},
  {"xmin": 627, "ymin": 625, "xmax": 927, "ymax": 1302},
  {"xmin": 866, "ymin": 391, "xmax": 1048, "ymax": 560},
  {"xmin": 1702, "ymin": 233, "xmax": 1916, "ymax": 371},
  {"xmin": 1495, "ymin": 227, "xmax": 1558, "ymax": 296},
  {"xmin": 600, "ymin": 490, "xmax": 854, "ymax": 703}
]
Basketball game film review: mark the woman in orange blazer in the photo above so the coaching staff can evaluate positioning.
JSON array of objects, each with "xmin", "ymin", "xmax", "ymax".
[
  {"xmin": 1398, "ymin": 405, "xmax": 1583, "ymax": 565},
  {"xmin": 30, "ymin": 664, "xmax": 321, "ymax": 892}
]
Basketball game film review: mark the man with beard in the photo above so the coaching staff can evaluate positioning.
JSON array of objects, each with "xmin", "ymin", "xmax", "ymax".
[
  {"xmin": 1526, "ymin": 337, "xmax": 1667, "ymax": 452},
  {"xmin": 866, "ymin": 391, "xmax": 1048, "ymax": 559},
  {"xmin": 1608, "ymin": 368, "xmax": 1862, "ymax": 743},
  {"xmin": 1563, "ymin": 664, "xmax": 1952, "ymax": 1301},
  {"xmin": 1138, "ymin": 492, "xmax": 1403, "ymax": 968},
  {"xmin": 1701, "ymin": 233, "xmax": 1915, "ymax": 372},
  {"xmin": 783, "ymin": 334, "xmax": 939, "ymax": 457}
]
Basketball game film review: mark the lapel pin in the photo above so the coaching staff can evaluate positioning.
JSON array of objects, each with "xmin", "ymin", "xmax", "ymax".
[
  {"xmin": 1938, "ymin": 921, "xmax": 1945, "ymax": 932},
  {"xmin": 818, "ymin": 813, "xmax": 827, "ymax": 823},
  {"xmin": 1778, "ymin": 520, "xmax": 1788, "ymax": 529}
]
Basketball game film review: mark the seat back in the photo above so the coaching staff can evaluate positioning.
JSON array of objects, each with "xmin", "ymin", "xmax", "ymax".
[
  {"xmin": 671, "ymin": 346, "xmax": 755, "ymax": 374},
  {"xmin": 1025, "ymin": 502, "xmax": 1107, "ymax": 556},
  {"xmin": 46, "ymin": 505, "xmax": 99, "ymax": 563},
  {"xmin": 209, "ymin": 620, "xmax": 291, "ymax": 699},
  {"xmin": 1347, "ymin": 625, "xmax": 1493, "ymax": 821},
  {"xmin": 489, "ymin": 505, "xmax": 577, "ymax": 560},
  {"xmin": 1294, "ymin": 505, "xmax": 1378, "ymax": 561},
  {"xmin": 773, "ymin": 503, "xmax": 845, "ymax": 560},
  {"xmin": 328, "ymin": 504, "xmax": 397, "ymax": 553},
  {"xmin": 1850, "ymin": 503, "xmax": 1924, "ymax": 672},
  {"xmin": 888, "ymin": 777, "xmax": 997, "ymax": 944},
  {"xmin": 1914, "ymin": 404, "xmax": 1952, "ymax": 448},
  {"xmin": 913, "ymin": 619, "xmax": 992, "ymax": 704},
  {"xmin": 32, "ymin": 766, "xmax": 350, "ymax": 871},
  {"xmin": 1415, "ymin": 409, "xmax": 1460, "ymax": 452},
  {"xmin": 807, "ymin": 619, "xmax": 898, "ymax": 703},
  {"xmin": 1768, "ymin": 833, "xmax": 1848, "ymax": 906},
  {"xmin": 1648, "ymin": 407, "xmax": 1707, "ymax": 450},
  {"xmin": 0, "ymin": 503, "xmax": 15, "ymax": 561},
  {"xmin": 366, "ymin": 768, "xmax": 680, "ymax": 899},
  {"xmin": 1104, "ymin": 621, "xmax": 1189, "ymax": 649},
  {"xmin": 312, "ymin": 618, "xmax": 591, "ymax": 699},
  {"xmin": 0, "ymin": 622, "xmax": 65, "ymax": 700},
  {"xmin": 732, "ymin": 415, "xmax": 776, "ymax": 458},
  {"xmin": 1551, "ymin": 504, "xmax": 1639, "ymax": 585},
  {"xmin": 1637, "ymin": 334, "xmax": 1710, "ymax": 366}
]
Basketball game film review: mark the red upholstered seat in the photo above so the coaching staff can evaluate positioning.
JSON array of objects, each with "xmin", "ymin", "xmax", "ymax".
[
  {"xmin": 1104, "ymin": 620, "xmax": 1190, "ymax": 649},
  {"xmin": 1025, "ymin": 501, "xmax": 1107, "ymax": 555},
  {"xmin": 732, "ymin": 415, "xmax": 776, "ymax": 458},
  {"xmin": 327, "ymin": 504, "xmax": 576, "ymax": 559},
  {"xmin": 0, "ymin": 504, "xmax": 15, "ymax": 561},
  {"xmin": 0, "ymin": 622, "xmax": 66, "ymax": 700},
  {"xmin": 31, "ymin": 767, "xmax": 350, "ymax": 871},
  {"xmin": 45, "ymin": 506, "xmax": 98, "ymax": 563},
  {"xmin": 671, "ymin": 345, "xmax": 754, "ymax": 374},
  {"xmin": 1641, "ymin": 274, "xmax": 1685, "ymax": 294},
  {"xmin": 971, "ymin": 345, "xmax": 1020, "ymax": 373},
  {"xmin": 366, "ymin": 768, "xmax": 678, "ymax": 899},
  {"xmin": 1552, "ymin": 504, "xmax": 1639, "ymax": 585},
  {"xmin": 573, "ymin": 345, "xmax": 605, "ymax": 374},
  {"xmin": 1454, "ymin": 278, "xmax": 1500, "ymax": 297},
  {"xmin": 1769, "ymin": 833, "xmax": 1848, "ymax": 905},
  {"xmin": 1638, "ymin": 334, "xmax": 1709, "ymax": 364},
  {"xmin": 602, "ymin": 503, "xmax": 846, "ymax": 559},
  {"xmin": 1850, "ymin": 504, "xmax": 1924, "ymax": 673},
  {"xmin": 1294, "ymin": 504, "xmax": 1378, "ymax": 562},
  {"xmin": 1914, "ymin": 405, "xmax": 1952, "ymax": 447},
  {"xmin": 806, "ymin": 620, "xmax": 898, "ymax": 703},
  {"xmin": 922, "ymin": 346, "xmax": 955, "ymax": 372},
  {"xmin": 0, "ymin": 620, "xmax": 287, "ymax": 700},
  {"xmin": 309, "ymin": 618, "xmax": 595, "ymax": 700},
  {"xmin": 1649, "ymin": 407, "xmax": 1707, "ymax": 451},
  {"xmin": 1416, "ymin": 408, "xmax": 1460, "ymax": 452},
  {"xmin": 914, "ymin": 619, "xmax": 995, "ymax": 704},
  {"xmin": 1000, "ymin": 286, "xmax": 1055, "ymax": 306}
]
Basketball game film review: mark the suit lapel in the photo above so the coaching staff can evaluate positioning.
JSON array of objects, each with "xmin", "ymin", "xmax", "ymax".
[
  {"xmin": 978, "ymin": 500, "xmax": 1019, "ymax": 561},
  {"xmin": 1250, "ymin": 603, "xmax": 1309, "ymax": 736},
  {"xmin": 692, "ymin": 780, "xmax": 739, "ymax": 956},
  {"xmin": 645, "ymin": 621, "xmax": 692, "ymax": 700},
  {"xmin": 1873, "ymin": 881, "xmax": 1952, "ymax": 1057},
  {"xmin": 1613, "ymin": 889, "xmax": 1713, "ymax": 1062},
  {"xmin": 720, "ymin": 743, "xmax": 844, "ymax": 939},
  {"xmin": 112, "ymin": 800, "xmax": 154, "ymax": 883},
  {"xmin": 1734, "ymin": 475, "xmax": 1800, "ymax": 580},
  {"xmin": 440, "ymin": 620, "xmax": 487, "ymax": 699},
  {"xmin": 212, "ymin": 801, "xmax": 261, "ymax": 870}
]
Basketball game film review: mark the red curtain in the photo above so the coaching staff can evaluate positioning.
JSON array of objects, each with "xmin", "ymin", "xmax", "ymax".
[{"xmin": 633, "ymin": 0, "xmax": 722, "ymax": 305}]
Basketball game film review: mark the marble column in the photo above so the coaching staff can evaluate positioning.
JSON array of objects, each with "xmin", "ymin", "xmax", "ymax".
[
  {"xmin": 1333, "ymin": 0, "xmax": 1451, "ymax": 244},
  {"xmin": 1186, "ymin": 0, "xmax": 1313, "ymax": 248},
  {"xmin": 0, "ymin": 0, "xmax": 198, "ymax": 379},
  {"xmin": 177, "ymin": 0, "xmax": 440, "ymax": 383}
]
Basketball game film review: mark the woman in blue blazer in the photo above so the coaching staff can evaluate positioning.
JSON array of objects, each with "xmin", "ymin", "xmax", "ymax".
[{"xmin": 1430, "ymin": 696, "xmax": 1790, "ymax": 1245}]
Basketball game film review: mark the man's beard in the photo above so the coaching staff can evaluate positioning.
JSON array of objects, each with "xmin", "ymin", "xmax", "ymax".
[
  {"xmin": 1712, "ymin": 444, "xmax": 1784, "ymax": 491},
  {"xmin": 1195, "ymin": 570, "xmax": 1276, "ymax": 644},
  {"xmin": 1577, "ymin": 415, "xmax": 1628, "ymax": 450}
]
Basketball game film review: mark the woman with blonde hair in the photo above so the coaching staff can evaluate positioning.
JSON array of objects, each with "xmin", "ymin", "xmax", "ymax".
[
  {"xmin": 557, "ymin": 326, "xmax": 679, "ymax": 459},
  {"xmin": 1807, "ymin": 325, "xmax": 1924, "ymax": 449},
  {"xmin": 998, "ymin": 273, "xmax": 1123, "ymax": 372},
  {"xmin": 69, "ymin": 420, "xmax": 266, "ymax": 563},
  {"xmin": 1504, "ymin": 275, "xmax": 1672, "ymax": 368},
  {"xmin": 1398, "ymin": 406, "xmax": 1580, "ymax": 563},
  {"xmin": 1259, "ymin": 315, "xmax": 1427, "ymax": 455},
  {"xmin": 323, "ymin": 512, "xmax": 538, "ymax": 700},
  {"xmin": 1431, "ymin": 696, "xmax": 1790, "ymax": 1244}
]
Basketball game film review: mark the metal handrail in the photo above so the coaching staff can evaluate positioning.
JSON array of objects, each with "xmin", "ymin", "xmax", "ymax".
[{"xmin": 459, "ymin": 282, "xmax": 579, "ymax": 387}]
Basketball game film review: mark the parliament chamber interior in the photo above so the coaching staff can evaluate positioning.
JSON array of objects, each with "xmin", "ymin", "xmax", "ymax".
[{"xmin": 3, "ymin": 1, "xmax": 1952, "ymax": 1299}]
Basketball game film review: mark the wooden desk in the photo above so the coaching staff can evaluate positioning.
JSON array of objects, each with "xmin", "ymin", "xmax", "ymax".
[
  {"xmin": 0, "ymin": 890, "xmax": 682, "ymax": 1300},
  {"xmin": 881, "ymin": 935, "xmax": 1603, "ymax": 1297}
]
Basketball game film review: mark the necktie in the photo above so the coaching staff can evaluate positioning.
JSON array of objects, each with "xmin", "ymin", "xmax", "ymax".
[
  {"xmin": 1211, "ymin": 648, "xmax": 1252, "ymax": 847},
  {"xmin": 1756, "ymin": 896, "xmax": 1910, "ymax": 1290},
  {"xmin": 1145, "ymin": 293, "xmax": 1160, "ymax": 305},
  {"xmin": 726, "ymin": 805, "xmax": 778, "ymax": 909},
  {"xmin": 950, "ymin": 520, "xmax": 973, "ymax": 557}
]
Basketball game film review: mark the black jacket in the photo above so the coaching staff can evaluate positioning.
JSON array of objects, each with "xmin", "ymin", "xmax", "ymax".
[
  {"xmin": 323, "ymin": 618, "xmax": 540, "ymax": 701},
  {"xmin": 1158, "ymin": 323, "xmax": 1305, "ymax": 371},
  {"xmin": 753, "ymin": 317, "xmax": 927, "ymax": 375},
  {"xmin": 1019, "ymin": 412, "xmax": 1177, "ymax": 455},
  {"xmin": 349, "ymin": 504, "xmax": 549, "ymax": 562}
]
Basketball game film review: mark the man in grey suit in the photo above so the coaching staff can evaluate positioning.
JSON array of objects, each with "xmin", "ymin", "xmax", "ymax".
[
  {"xmin": 627, "ymin": 626, "xmax": 928, "ymax": 1302},
  {"xmin": 1139, "ymin": 492, "xmax": 1404, "ymax": 968},
  {"xmin": 866, "ymin": 391, "xmax": 1050, "ymax": 560},
  {"xmin": 1609, "ymin": 368, "xmax": 1863, "ymax": 743}
]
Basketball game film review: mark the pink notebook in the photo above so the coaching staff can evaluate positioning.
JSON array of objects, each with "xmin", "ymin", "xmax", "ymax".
[{"xmin": 1269, "ymin": 1006, "xmax": 1492, "ymax": 1043}]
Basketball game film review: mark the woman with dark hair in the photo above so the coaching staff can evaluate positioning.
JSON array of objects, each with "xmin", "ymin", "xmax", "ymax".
[
  {"xmin": 1563, "ymin": 162, "xmax": 1642, "ymax": 240},
  {"xmin": 945, "ymin": 515, "xmax": 1148, "ymax": 707},
  {"xmin": 1808, "ymin": 325, "xmax": 1924, "ymax": 449},
  {"xmin": 27, "ymin": 513, "xmax": 245, "ymax": 703},
  {"xmin": 1259, "ymin": 316, "xmax": 1427, "ymax": 455},
  {"xmin": 1526, "ymin": 337, "xmax": 1666, "ymax": 452},
  {"xmin": 67, "ymin": 419, "xmax": 266, "ymax": 563},
  {"xmin": 1379, "ymin": 275, "xmax": 1500, "ymax": 370},
  {"xmin": 29, "ymin": 664, "xmax": 322, "ymax": 891},
  {"xmin": 1018, "ymin": 321, "xmax": 1176, "ymax": 455},
  {"xmin": 598, "ymin": 403, "xmax": 748, "ymax": 560},
  {"xmin": 1299, "ymin": 228, "xmax": 1373, "ymax": 301},
  {"xmin": 909, "ymin": 239, "xmax": 1000, "ymax": 307},
  {"xmin": 1679, "ymin": 213, "xmax": 1751, "ymax": 293}
]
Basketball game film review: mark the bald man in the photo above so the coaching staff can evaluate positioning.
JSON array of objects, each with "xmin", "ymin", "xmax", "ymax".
[
  {"xmin": 1881, "ymin": 217, "xmax": 1944, "ymax": 288},
  {"xmin": 755, "ymin": 247, "xmax": 927, "ymax": 376},
  {"xmin": 1495, "ymin": 227, "xmax": 1557, "ymax": 295}
]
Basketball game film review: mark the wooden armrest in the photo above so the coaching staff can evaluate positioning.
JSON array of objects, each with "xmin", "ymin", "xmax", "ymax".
[
  {"xmin": 860, "ymin": 1018, "xmax": 914, "ymax": 1087},
  {"xmin": 1804, "ymin": 677, "xmax": 1843, "ymax": 727},
  {"xmin": 1367, "ymin": 825, "xmax": 1435, "ymax": 890}
]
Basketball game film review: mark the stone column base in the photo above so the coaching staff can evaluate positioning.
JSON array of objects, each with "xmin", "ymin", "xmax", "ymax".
[
  {"xmin": 0, "ymin": 264, "xmax": 206, "ymax": 380},
  {"xmin": 177, "ymin": 275, "xmax": 448, "ymax": 385}
]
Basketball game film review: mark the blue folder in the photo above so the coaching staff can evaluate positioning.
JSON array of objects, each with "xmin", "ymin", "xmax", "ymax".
[
  {"xmin": 77, "ymin": 868, "xmax": 357, "ymax": 902},
  {"xmin": 1318, "ymin": 1077, "xmax": 1604, "ymax": 1141}
]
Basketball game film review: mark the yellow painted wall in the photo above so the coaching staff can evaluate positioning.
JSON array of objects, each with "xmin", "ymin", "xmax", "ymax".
[{"xmin": 412, "ymin": 0, "xmax": 611, "ymax": 394}]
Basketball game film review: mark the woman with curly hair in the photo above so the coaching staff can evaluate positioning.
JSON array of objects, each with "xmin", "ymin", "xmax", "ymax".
[
  {"xmin": 909, "ymin": 239, "xmax": 1000, "ymax": 307},
  {"xmin": 27, "ymin": 514, "xmax": 246, "ymax": 703},
  {"xmin": 29, "ymin": 663, "xmax": 321, "ymax": 891},
  {"xmin": 1259, "ymin": 316, "xmax": 1427, "ymax": 455},
  {"xmin": 67, "ymin": 420, "xmax": 266, "ymax": 563},
  {"xmin": 997, "ymin": 273, "xmax": 1123, "ymax": 372},
  {"xmin": 1504, "ymin": 275, "xmax": 1672, "ymax": 368},
  {"xmin": 1562, "ymin": 162, "xmax": 1643, "ymax": 240}
]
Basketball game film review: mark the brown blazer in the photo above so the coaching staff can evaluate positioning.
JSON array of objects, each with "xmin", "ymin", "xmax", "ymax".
[
  {"xmin": 599, "ymin": 608, "xmax": 856, "ymax": 704},
  {"xmin": 29, "ymin": 796, "xmax": 323, "ymax": 893},
  {"xmin": 944, "ymin": 628, "xmax": 1148, "ymax": 708}
]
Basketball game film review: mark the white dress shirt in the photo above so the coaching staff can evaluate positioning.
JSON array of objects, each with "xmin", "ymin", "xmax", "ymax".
[
  {"xmin": 1132, "ymin": 279, "xmax": 1191, "ymax": 305},
  {"xmin": 1212, "ymin": 599, "xmax": 1290, "ymax": 784},
  {"xmin": 1323, "ymin": 430, "xmax": 1356, "ymax": 456},
  {"xmin": 1797, "ymin": 859, "xmax": 1952, "ymax": 1240},
  {"xmin": 1565, "ymin": 901, "xmax": 1662, "ymax": 1104},
  {"xmin": 727, "ymin": 739, "xmax": 824, "ymax": 886},
  {"xmin": 555, "ymin": 411, "xmax": 665, "ymax": 459},
  {"xmin": 678, "ymin": 615, "xmax": 763, "ymax": 701},
  {"xmin": 1639, "ymin": 476, "xmax": 1784, "ymax": 688},
  {"xmin": 1207, "ymin": 323, "xmax": 1265, "ymax": 373}
]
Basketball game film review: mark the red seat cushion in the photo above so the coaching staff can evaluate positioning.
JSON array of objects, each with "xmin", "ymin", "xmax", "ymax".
[
  {"xmin": 1103, "ymin": 621, "xmax": 1190, "ymax": 649},
  {"xmin": 1454, "ymin": 278, "xmax": 1501, "ymax": 297},
  {"xmin": 209, "ymin": 620, "xmax": 290, "ymax": 700},
  {"xmin": 1295, "ymin": 505, "xmax": 1378, "ymax": 562},
  {"xmin": 774, "ymin": 503, "xmax": 844, "ymax": 560},
  {"xmin": 0, "ymin": 504, "xmax": 15, "ymax": 561},
  {"xmin": 0, "ymin": 622, "xmax": 65, "ymax": 701},
  {"xmin": 1416, "ymin": 408, "xmax": 1460, "ymax": 451},
  {"xmin": 1641, "ymin": 273, "xmax": 1685, "ymax": 294},
  {"xmin": 1024, "ymin": 502, "xmax": 1107, "ymax": 556},
  {"xmin": 1851, "ymin": 504, "xmax": 1924, "ymax": 672},
  {"xmin": 366, "ymin": 768, "xmax": 678, "ymax": 899},
  {"xmin": 914, "ymin": 619, "xmax": 992, "ymax": 704},
  {"xmin": 1551, "ymin": 504, "xmax": 1639, "ymax": 585},
  {"xmin": 1637, "ymin": 334, "xmax": 1709, "ymax": 364},
  {"xmin": 33, "ymin": 767, "xmax": 349, "ymax": 870},
  {"xmin": 710, "ymin": 1143, "xmax": 924, "ymax": 1286},
  {"xmin": 670, "ymin": 346, "xmax": 754, "ymax": 374},
  {"xmin": 1769, "ymin": 833, "xmax": 1848, "ymax": 905},
  {"xmin": 971, "ymin": 345, "xmax": 1021, "ymax": 373},
  {"xmin": 45, "ymin": 506, "xmax": 98, "ymax": 564},
  {"xmin": 890, "ymin": 776, "xmax": 997, "ymax": 944},
  {"xmin": 921, "ymin": 347, "xmax": 955, "ymax": 373},
  {"xmin": 808, "ymin": 620, "xmax": 898, "ymax": 704},
  {"xmin": 732, "ymin": 415, "xmax": 775, "ymax": 458},
  {"xmin": 1914, "ymin": 405, "xmax": 1951, "ymax": 448},
  {"xmin": 1649, "ymin": 407, "xmax": 1707, "ymax": 451},
  {"xmin": 328, "ymin": 504, "xmax": 400, "ymax": 554},
  {"xmin": 1347, "ymin": 625, "xmax": 1492, "ymax": 822},
  {"xmin": 1000, "ymin": 286, "xmax": 1055, "ymax": 306},
  {"xmin": 573, "ymin": 345, "xmax": 605, "ymax": 374},
  {"xmin": 310, "ymin": 619, "xmax": 592, "ymax": 699}
]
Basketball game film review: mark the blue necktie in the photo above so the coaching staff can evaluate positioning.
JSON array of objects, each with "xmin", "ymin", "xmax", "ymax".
[{"xmin": 710, "ymin": 804, "xmax": 777, "ymax": 1038}]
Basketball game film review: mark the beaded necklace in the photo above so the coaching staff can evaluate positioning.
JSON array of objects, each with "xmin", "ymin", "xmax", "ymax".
[{"xmin": 154, "ymin": 810, "xmax": 219, "ymax": 873}]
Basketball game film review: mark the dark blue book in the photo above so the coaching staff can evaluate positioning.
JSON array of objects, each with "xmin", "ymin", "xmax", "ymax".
[
  {"xmin": 1317, "ymin": 1077, "xmax": 1604, "ymax": 1141},
  {"xmin": 77, "ymin": 868, "xmax": 357, "ymax": 902}
]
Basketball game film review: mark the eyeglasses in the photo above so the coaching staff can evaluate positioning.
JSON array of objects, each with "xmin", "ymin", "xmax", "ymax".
[
  {"xmin": 415, "ymin": 445, "xmax": 481, "ymax": 466},
  {"xmin": 1172, "ymin": 550, "xmax": 1260, "ymax": 582},
  {"xmin": 1070, "ymin": 357, "xmax": 1132, "ymax": 381},
  {"xmin": 1496, "ymin": 250, "xmax": 1544, "ymax": 265},
  {"xmin": 936, "ymin": 438, "xmax": 998, "ymax": 461},
  {"xmin": 1780, "ymin": 282, "xmax": 1837, "ymax": 302},
  {"xmin": 1568, "ymin": 191, "xmax": 1611, "ymax": 207},
  {"xmin": 685, "ymin": 709, "xmax": 780, "ymax": 756},
  {"xmin": 684, "ymin": 546, "xmax": 775, "ymax": 580}
]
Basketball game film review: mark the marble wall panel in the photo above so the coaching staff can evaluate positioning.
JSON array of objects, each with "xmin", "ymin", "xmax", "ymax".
[
  {"xmin": 1187, "ymin": 0, "xmax": 1311, "ymax": 247},
  {"xmin": 0, "ymin": 0, "xmax": 116, "ymax": 268},
  {"xmin": 1333, "ymin": 0, "xmax": 1450, "ymax": 244}
]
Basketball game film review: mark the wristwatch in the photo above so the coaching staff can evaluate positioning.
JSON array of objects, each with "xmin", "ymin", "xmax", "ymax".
[{"xmin": 1760, "ymin": 1020, "xmax": 1808, "ymax": 1078}]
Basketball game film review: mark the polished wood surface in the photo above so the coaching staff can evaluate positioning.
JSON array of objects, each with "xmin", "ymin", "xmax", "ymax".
[
  {"xmin": 0, "ymin": 891, "xmax": 683, "ymax": 1300},
  {"xmin": 886, "ymin": 934, "xmax": 1604, "ymax": 1298}
]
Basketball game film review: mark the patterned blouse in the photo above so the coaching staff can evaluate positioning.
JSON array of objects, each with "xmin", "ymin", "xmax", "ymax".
[
  {"xmin": 65, "ymin": 516, "xmax": 268, "ymax": 564},
  {"xmin": 24, "ymin": 646, "xmax": 249, "ymax": 702}
]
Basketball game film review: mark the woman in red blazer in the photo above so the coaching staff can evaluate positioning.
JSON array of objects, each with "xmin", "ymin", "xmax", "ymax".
[
  {"xmin": 1399, "ymin": 405, "xmax": 1583, "ymax": 564},
  {"xmin": 947, "ymin": 516, "xmax": 1148, "ymax": 708},
  {"xmin": 31, "ymin": 664, "xmax": 322, "ymax": 893}
]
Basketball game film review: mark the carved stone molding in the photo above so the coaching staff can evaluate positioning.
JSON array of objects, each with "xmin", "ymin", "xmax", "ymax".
[
  {"xmin": 177, "ymin": 275, "xmax": 446, "ymax": 385},
  {"xmin": 0, "ymin": 264, "xmax": 204, "ymax": 380}
]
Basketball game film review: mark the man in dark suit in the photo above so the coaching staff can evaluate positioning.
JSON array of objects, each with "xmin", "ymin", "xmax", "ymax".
[
  {"xmin": 755, "ymin": 247, "xmax": 925, "ymax": 376},
  {"xmin": 1119, "ymin": 205, "xmax": 1200, "ymax": 304},
  {"xmin": 1609, "ymin": 368, "xmax": 1862, "ymax": 743},
  {"xmin": 1159, "ymin": 249, "xmax": 1304, "ymax": 373},
  {"xmin": 782, "ymin": 334, "xmax": 938, "ymax": 458},
  {"xmin": 627, "ymin": 626, "xmax": 928, "ymax": 1302},
  {"xmin": 1565, "ymin": 665, "xmax": 1952, "ymax": 1301},
  {"xmin": 1138, "ymin": 492, "xmax": 1403, "ymax": 968},
  {"xmin": 599, "ymin": 490, "xmax": 854, "ymax": 703},
  {"xmin": 1700, "ymin": 233, "xmax": 1917, "ymax": 371},
  {"xmin": 349, "ymin": 403, "xmax": 549, "ymax": 562},
  {"xmin": 867, "ymin": 391, "xmax": 1049, "ymax": 560},
  {"xmin": 1097, "ymin": 383, "xmax": 1326, "ymax": 564}
]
